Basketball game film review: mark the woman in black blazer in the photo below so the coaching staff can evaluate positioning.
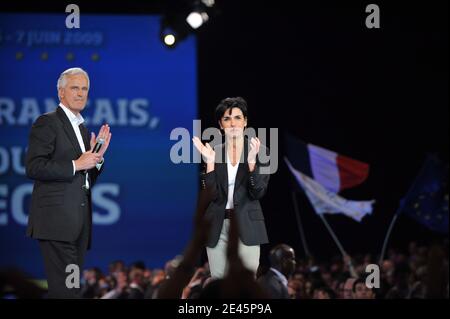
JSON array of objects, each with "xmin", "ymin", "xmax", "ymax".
[{"xmin": 193, "ymin": 97, "xmax": 270, "ymax": 278}]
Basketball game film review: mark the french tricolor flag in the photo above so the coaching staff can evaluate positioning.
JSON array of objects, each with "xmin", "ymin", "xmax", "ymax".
[{"xmin": 285, "ymin": 133, "xmax": 370, "ymax": 193}]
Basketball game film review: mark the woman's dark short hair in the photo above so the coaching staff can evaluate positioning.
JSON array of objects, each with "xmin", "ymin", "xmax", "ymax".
[{"xmin": 215, "ymin": 97, "xmax": 248, "ymax": 123}]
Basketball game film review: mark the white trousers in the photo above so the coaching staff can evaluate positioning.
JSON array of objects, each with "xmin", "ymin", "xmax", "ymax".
[{"xmin": 206, "ymin": 219, "xmax": 260, "ymax": 279}]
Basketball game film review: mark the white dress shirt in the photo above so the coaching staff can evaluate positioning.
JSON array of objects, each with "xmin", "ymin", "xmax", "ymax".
[
  {"xmin": 226, "ymin": 152, "xmax": 239, "ymax": 209},
  {"xmin": 59, "ymin": 103, "xmax": 103, "ymax": 189}
]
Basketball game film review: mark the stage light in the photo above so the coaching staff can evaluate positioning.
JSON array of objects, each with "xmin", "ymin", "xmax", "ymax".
[
  {"xmin": 202, "ymin": 0, "xmax": 215, "ymax": 7},
  {"xmin": 160, "ymin": 17, "xmax": 187, "ymax": 49},
  {"xmin": 160, "ymin": 24, "xmax": 178, "ymax": 48},
  {"xmin": 159, "ymin": 0, "xmax": 218, "ymax": 48},
  {"xmin": 163, "ymin": 34, "xmax": 176, "ymax": 46},
  {"xmin": 186, "ymin": 11, "xmax": 209, "ymax": 29}
]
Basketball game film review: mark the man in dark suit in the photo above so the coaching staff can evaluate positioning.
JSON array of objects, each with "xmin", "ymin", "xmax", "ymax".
[
  {"xmin": 257, "ymin": 244, "xmax": 296, "ymax": 299},
  {"xmin": 26, "ymin": 67, "xmax": 112, "ymax": 298}
]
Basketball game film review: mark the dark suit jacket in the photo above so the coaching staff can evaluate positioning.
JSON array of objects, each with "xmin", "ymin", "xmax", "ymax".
[
  {"xmin": 25, "ymin": 106, "xmax": 103, "ymax": 248},
  {"xmin": 257, "ymin": 269, "xmax": 290, "ymax": 299},
  {"xmin": 200, "ymin": 140, "xmax": 270, "ymax": 247}
]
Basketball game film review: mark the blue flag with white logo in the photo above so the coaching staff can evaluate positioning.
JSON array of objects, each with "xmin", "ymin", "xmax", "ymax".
[{"xmin": 400, "ymin": 154, "xmax": 449, "ymax": 234}]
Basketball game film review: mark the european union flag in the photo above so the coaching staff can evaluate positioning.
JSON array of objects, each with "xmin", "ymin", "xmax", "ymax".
[{"xmin": 400, "ymin": 154, "xmax": 449, "ymax": 234}]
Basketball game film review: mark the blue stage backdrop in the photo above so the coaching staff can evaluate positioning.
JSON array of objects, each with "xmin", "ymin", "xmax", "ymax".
[{"xmin": 0, "ymin": 13, "xmax": 198, "ymax": 278}]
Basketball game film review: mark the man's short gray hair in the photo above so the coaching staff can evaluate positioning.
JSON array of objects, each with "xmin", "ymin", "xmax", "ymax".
[{"xmin": 57, "ymin": 67, "xmax": 90, "ymax": 90}]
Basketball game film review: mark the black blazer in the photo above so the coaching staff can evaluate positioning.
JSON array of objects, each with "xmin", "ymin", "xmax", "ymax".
[
  {"xmin": 200, "ymin": 140, "xmax": 270, "ymax": 247},
  {"xmin": 25, "ymin": 106, "xmax": 103, "ymax": 248},
  {"xmin": 257, "ymin": 269, "xmax": 290, "ymax": 299}
]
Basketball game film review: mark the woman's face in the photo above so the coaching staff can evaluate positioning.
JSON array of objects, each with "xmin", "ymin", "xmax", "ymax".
[{"xmin": 219, "ymin": 107, "xmax": 247, "ymax": 138}]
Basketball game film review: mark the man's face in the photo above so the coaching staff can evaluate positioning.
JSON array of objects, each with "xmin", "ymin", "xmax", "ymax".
[
  {"xmin": 353, "ymin": 282, "xmax": 375, "ymax": 299},
  {"xmin": 343, "ymin": 278, "xmax": 356, "ymax": 299},
  {"xmin": 338, "ymin": 282, "xmax": 346, "ymax": 298},
  {"xmin": 59, "ymin": 73, "xmax": 89, "ymax": 114},
  {"xmin": 317, "ymin": 289, "xmax": 331, "ymax": 299},
  {"xmin": 287, "ymin": 285, "xmax": 296, "ymax": 299},
  {"xmin": 116, "ymin": 271, "xmax": 128, "ymax": 288},
  {"xmin": 281, "ymin": 248, "xmax": 297, "ymax": 277},
  {"xmin": 382, "ymin": 260, "xmax": 394, "ymax": 273}
]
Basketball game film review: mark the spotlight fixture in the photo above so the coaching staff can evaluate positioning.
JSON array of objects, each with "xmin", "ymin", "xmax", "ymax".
[
  {"xmin": 160, "ymin": 15, "xmax": 189, "ymax": 49},
  {"xmin": 186, "ymin": 10, "xmax": 209, "ymax": 29},
  {"xmin": 160, "ymin": 27, "xmax": 177, "ymax": 47},
  {"xmin": 159, "ymin": 0, "xmax": 218, "ymax": 48}
]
